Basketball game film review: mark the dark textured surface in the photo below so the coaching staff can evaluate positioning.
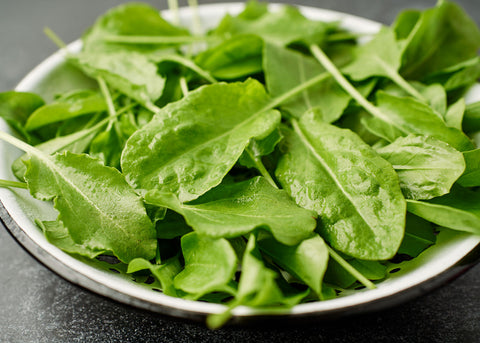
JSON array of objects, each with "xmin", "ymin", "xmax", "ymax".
[{"xmin": 0, "ymin": 1, "xmax": 480, "ymax": 342}]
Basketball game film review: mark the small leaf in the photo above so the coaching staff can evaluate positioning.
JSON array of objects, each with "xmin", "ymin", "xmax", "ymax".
[
  {"xmin": 173, "ymin": 232, "xmax": 237, "ymax": 299},
  {"xmin": 376, "ymin": 135, "xmax": 465, "ymax": 200}
]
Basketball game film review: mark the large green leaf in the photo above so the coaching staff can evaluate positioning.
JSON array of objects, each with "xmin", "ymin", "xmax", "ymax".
[
  {"xmin": 173, "ymin": 232, "xmax": 237, "ymax": 299},
  {"xmin": 276, "ymin": 111, "xmax": 406, "ymax": 260},
  {"xmin": 399, "ymin": 0, "xmax": 480, "ymax": 80},
  {"xmin": 145, "ymin": 177, "xmax": 317, "ymax": 246},
  {"xmin": 0, "ymin": 132, "xmax": 157, "ymax": 263},
  {"xmin": 376, "ymin": 135, "xmax": 465, "ymax": 200},
  {"xmin": 407, "ymin": 186, "xmax": 480, "ymax": 234},
  {"xmin": 121, "ymin": 79, "xmax": 281, "ymax": 202}
]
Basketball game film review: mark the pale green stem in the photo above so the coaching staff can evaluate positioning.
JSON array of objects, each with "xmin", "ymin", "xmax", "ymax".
[
  {"xmin": 0, "ymin": 179, "xmax": 28, "ymax": 189},
  {"xmin": 97, "ymin": 77, "xmax": 116, "ymax": 118},
  {"xmin": 264, "ymin": 71, "xmax": 330, "ymax": 112},
  {"xmin": 167, "ymin": 0, "xmax": 180, "ymax": 25},
  {"xmin": 309, "ymin": 44, "xmax": 394, "ymax": 125},
  {"xmin": 387, "ymin": 69, "xmax": 427, "ymax": 102},
  {"xmin": 179, "ymin": 77, "xmax": 189, "ymax": 97},
  {"xmin": 327, "ymin": 246, "xmax": 376, "ymax": 290},
  {"xmin": 187, "ymin": 0, "xmax": 202, "ymax": 36},
  {"xmin": 246, "ymin": 149, "xmax": 278, "ymax": 188},
  {"xmin": 44, "ymin": 27, "xmax": 68, "ymax": 50}
]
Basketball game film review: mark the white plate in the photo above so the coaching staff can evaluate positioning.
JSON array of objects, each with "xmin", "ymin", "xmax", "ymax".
[{"xmin": 1, "ymin": 3, "xmax": 479, "ymax": 324}]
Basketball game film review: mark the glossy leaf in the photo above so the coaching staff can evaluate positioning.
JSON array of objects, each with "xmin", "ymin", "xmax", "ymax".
[
  {"xmin": 376, "ymin": 135, "xmax": 465, "ymax": 200},
  {"xmin": 121, "ymin": 79, "xmax": 281, "ymax": 202},
  {"xmin": 144, "ymin": 177, "xmax": 317, "ymax": 246},
  {"xmin": 276, "ymin": 112, "xmax": 406, "ymax": 260},
  {"xmin": 0, "ymin": 132, "xmax": 158, "ymax": 263}
]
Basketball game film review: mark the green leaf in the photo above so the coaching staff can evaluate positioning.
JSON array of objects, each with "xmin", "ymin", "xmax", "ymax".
[
  {"xmin": 195, "ymin": 35, "xmax": 263, "ymax": 80},
  {"xmin": 127, "ymin": 257, "xmax": 182, "ymax": 297},
  {"xmin": 0, "ymin": 91, "xmax": 45, "ymax": 142},
  {"xmin": 12, "ymin": 118, "xmax": 107, "ymax": 180},
  {"xmin": 407, "ymin": 186, "xmax": 480, "ymax": 235},
  {"xmin": 36, "ymin": 219, "xmax": 105, "ymax": 259},
  {"xmin": 213, "ymin": 4, "xmax": 334, "ymax": 47},
  {"xmin": 276, "ymin": 112, "xmax": 406, "ymax": 260},
  {"xmin": 70, "ymin": 51, "xmax": 165, "ymax": 109},
  {"xmin": 457, "ymin": 149, "xmax": 480, "ymax": 187},
  {"xmin": 238, "ymin": 127, "xmax": 282, "ymax": 169},
  {"xmin": 423, "ymin": 57, "xmax": 480, "ymax": 92},
  {"xmin": 0, "ymin": 132, "xmax": 157, "ymax": 263},
  {"xmin": 444, "ymin": 98, "xmax": 465, "ymax": 130},
  {"xmin": 144, "ymin": 177, "xmax": 317, "ymax": 246},
  {"xmin": 375, "ymin": 91, "xmax": 474, "ymax": 151},
  {"xmin": 25, "ymin": 90, "xmax": 106, "ymax": 131},
  {"xmin": 258, "ymin": 234, "xmax": 328, "ymax": 297},
  {"xmin": 462, "ymin": 101, "xmax": 480, "ymax": 134},
  {"xmin": 399, "ymin": 1, "xmax": 480, "ymax": 80},
  {"xmin": 263, "ymin": 42, "xmax": 350, "ymax": 122},
  {"xmin": 397, "ymin": 213, "xmax": 436, "ymax": 258},
  {"xmin": 376, "ymin": 135, "xmax": 465, "ymax": 200},
  {"xmin": 155, "ymin": 210, "xmax": 192, "ymax": 239},
  {"xmin": 82, "ymin": 3, "xmax": 190, "ymax": 53},
  {"xmin": 173, "ymin": 232, "xmax": 237, "ymax": 299},
  {"xmin": 121, "ymin": 79, "xmax": 281, "ymax": 202}
]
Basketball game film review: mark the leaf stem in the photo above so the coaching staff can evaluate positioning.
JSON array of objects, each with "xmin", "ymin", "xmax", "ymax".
[
  {"xmin": 309, "ymin": 44, "xmax": 392, "ymax": 124},
  {"xmin": 246, "ymin": 148, "xmax": 278, "ymax": 189},
  {"xmin": 0, "ymin": 179, "xmax": 28, "ymax": 189},
  {"xmin": 168, "ymin": 0, "xmax": 180, "ymax": 26},
  {"xmin": 265, "ymin": 72, "xmax": 330, "ymax": 112},
  {"xmin": 326, "ymin": 245, "xmax": 376, "ymax": 290},
  {"xmin": 179, "ymin": 77, "xmax": 189, "ymax": 97},
  {"xmin": 387, "ymin": 69, "xmax": 427, "ymax": 102},
  {"xmin": 97, "ymin": 77, "xmax": 116, "ymax": 118},
  {"xmin": 44, "ymin": 27, "xmax": 68, "ymax": 50}
]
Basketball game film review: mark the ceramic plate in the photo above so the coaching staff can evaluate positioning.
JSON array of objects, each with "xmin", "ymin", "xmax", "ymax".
[{"xmin": 1, "ymin": 3, "xmax": 479, "ymax": 324}]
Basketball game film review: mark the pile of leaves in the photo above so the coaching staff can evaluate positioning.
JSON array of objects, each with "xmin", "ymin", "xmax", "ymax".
[{"xmin": 1, "ymin": 0, "xmax": 480, "ymax": 328}]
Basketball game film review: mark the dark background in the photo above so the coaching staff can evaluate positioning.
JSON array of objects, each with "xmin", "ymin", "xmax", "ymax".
[{"xmin": 1, "ymin": 1, "xmax": 479, "ymax": 342}]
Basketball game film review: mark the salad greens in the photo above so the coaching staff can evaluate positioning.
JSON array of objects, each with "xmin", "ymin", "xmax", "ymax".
[{"xmin": 0, "ymin": 0, "xmax": 480, "ymax": 329}]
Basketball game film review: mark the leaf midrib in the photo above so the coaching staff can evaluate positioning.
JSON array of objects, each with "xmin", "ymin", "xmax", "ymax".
[{"xmin": 292, "ymin": 120, "xmax": 377, "ymax": 230}]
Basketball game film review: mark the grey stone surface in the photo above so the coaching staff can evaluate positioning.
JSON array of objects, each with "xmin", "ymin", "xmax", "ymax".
[{"xmin": 0, "ymin": 1, "xmax": 479, "ymax": 342}]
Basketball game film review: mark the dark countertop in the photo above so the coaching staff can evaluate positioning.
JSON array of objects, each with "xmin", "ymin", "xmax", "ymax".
[{"xmin": 1, "ymin": 1, "xmax": 479, "ymax": 342}]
